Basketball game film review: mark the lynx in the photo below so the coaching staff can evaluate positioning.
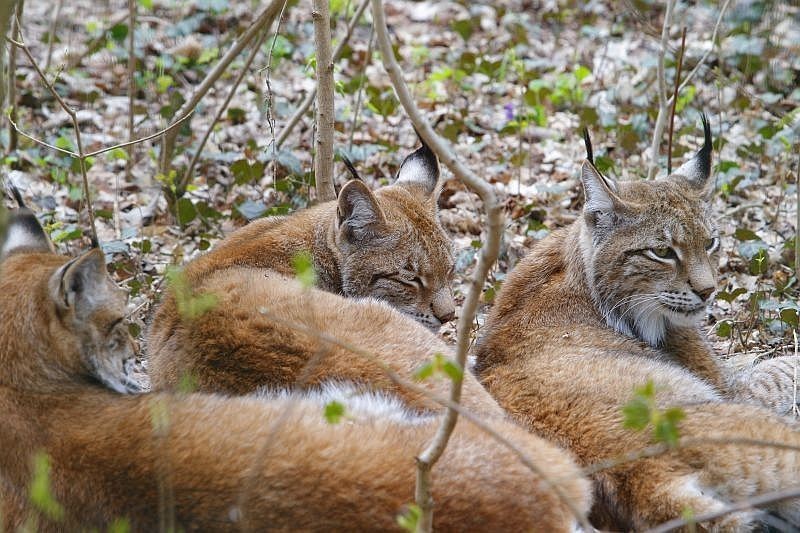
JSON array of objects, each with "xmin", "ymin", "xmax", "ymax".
[
  {"xmin": 475, "ymin": 117, "xmax": 800, "ymax": 530},
  {"xmin": 158, "ymin": 141, "xmax": 456, "ymax": 331},
  {"xmin": 147, "ymin": 143, "xmax": 469, "ymax": 405},
  {"xmin": 0, "ymin": 203, "xmax": 591, "ymax": 531}
]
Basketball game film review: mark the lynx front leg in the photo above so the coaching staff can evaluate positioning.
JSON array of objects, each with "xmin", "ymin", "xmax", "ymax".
[{"xmin": 734, "ymin": 355, "xmax": 800, "ymax": 419}]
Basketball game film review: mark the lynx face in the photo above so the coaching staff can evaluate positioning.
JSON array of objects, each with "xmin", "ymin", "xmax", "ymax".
[
  {"xmin": 579, "ymin": 117, "xmax": 718, "ymax": 347},
  {"xmin": 0, "ymin": 207, "xmax": 142, "ymax": 394},
  {"xmin": 335, "ymin": 144, "xmax": 456, "ymax": 331}
]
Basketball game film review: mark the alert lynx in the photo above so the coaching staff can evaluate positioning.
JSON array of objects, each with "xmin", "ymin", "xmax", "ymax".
[
  {"xmin": 475, "ymin": 117, "xmax": 800, "ymax": 530},
  {"xmin": 0, "ymin": 200, "xmax": 591, "ymax": 531}
]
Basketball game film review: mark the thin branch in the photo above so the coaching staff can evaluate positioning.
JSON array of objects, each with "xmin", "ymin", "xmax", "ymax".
[
  {"xmin": 348, "ymin": 25, "xmax": 373, "ymax": 152},
  {"xmin": 276, "ymin": 0, "xmax": 369, "ymax": 149},
  {"xmin": 43, "ymin": 0, "xmax": 63, "ymax": 71},
  {"xmin": 180, "ymin": 28, "xmax": 270, "ymax": 192},
  {"xmin": 582, "ymin": 436, "xmax": 800, "ymax": 477},
  {"xmin": 369, "ymin": 1, "xmax": 572, "ymax": 530},
  {"xmin": 795, "ymin": 146, "xmax": 800, "ymax": 274},
  {"xmin": 158, "ymin": 0, "xmax": 285, "ymax": 181},
  {"xmin": 8, "ymin": 35, "xmax": 98, "ymax": 246},
  {"xmin": 669, "ymin": 0, "xmax": 732, "ymax": 105},
  {"xmin": 312, "ymin": 0, "xmax": 336, "ymax": 202},
  {"xmin": 255, "ymin": 306, "xmax": 587, "ymax": 524},
  {"xmin": 125, "ymin": 0, "xmax": 136, "ymax": 182},
  {"xmin": 647, "ymin": 0, "xmax": 676, "ymax": 180},
  {"xmin": 6, "ymin": 116, "xmax": 77, "ymax": 157},
  {"xmin": 85, "ymin": 111, "xmax": 195, "ymax": 158},
  {"xmin": 7, "ymin": 2, "xmax": 23, "ymax": 153},
  {"xmin": 645, "ymin": 486, "xmax": 800, "ymax": 533},
  {"xmin": 666, "ymin": 27, "xmax": 686, "ymax": 175}
]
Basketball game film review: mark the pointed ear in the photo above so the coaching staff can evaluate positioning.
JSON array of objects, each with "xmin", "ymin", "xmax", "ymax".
[
  {"xmin": 580, "ymin": 160, "xmax": 623, "ymax": 215},
  {"xmin": 672, "ymin": 113, "xmax": 713, "ymax": 195},
  {"xmin": 49, "ymin": 248, "xmax": 111, "ymax": 318},
  {"xmin": 337, "ymin": 180, "xmax": 386, "ymax": 242},
  {"xmin": 395, "ymin": 140, "xmax": 440, "ymax": 196},
  {"xmin": 0, "ymin": 208, "xmax": 54, "ymax": 260}
]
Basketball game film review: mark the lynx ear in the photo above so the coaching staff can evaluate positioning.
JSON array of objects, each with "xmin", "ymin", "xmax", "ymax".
[
  {"xmin": 672, "ymin": 113, "xmax": 712, "ymax": 194},
  {"xmin": 395, "ymin": 138, "xmax": 440, "ymax": 196},
  {"xmin": 580, "ymin": 159, "xmax": 622, "ymax": 215},
  {"xmin": 0, "ymin": 208, "xmax": 54, "ymax": 260},
  {"xmin": 337, "ymin": 180, "xmax": 385, "ymax": 242},
  {"xmin": 50, "ymin": 248, "xmax": 110, "ymax": 318}
]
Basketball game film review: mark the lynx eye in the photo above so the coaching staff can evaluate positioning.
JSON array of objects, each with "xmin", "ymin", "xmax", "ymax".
[
  {"xmin": 705, "ymin": 237, "xmax": 718, "ymax": 252},
  {"xmin": 645, "ymin": 246, "xmax": 677, "ymax": 262}
]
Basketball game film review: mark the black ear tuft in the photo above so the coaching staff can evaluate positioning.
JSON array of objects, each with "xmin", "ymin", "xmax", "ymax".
[
  {"xmin": 673, "ymin": 113, "xmax": 713, "ymax": 192},
  {"xmin": 583, "ymin": 128, "xmax": 594, "ymax": 165},
  {"xmin": 395, "ymin": 133, "xmax": 440, "ymax": 196},
  {"xmin": 341, "ymin": 155, "xmax": 363, "ymax": 182},
  {"xmin": 9, "ymin": 184, "xmax": 25, "ymax": 208},
  {"xmin": 0, "ymin": 207, "xmax": 54, "ymax": 259}
]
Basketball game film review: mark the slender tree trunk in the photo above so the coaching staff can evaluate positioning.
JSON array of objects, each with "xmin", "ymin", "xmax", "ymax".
[{"xmin": 312, "ymin": 0, "xmax": 336, "ymax": 202}]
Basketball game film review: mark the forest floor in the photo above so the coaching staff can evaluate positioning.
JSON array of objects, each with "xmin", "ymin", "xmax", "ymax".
[{"xmin": 4, "ymin": 0, "xmax": 800, "ymax": 375}]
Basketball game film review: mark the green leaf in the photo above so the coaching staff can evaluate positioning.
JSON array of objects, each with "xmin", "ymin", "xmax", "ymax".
[
  {"xmin": 51, "ymin": 227, "xmax": 83, "ymax": 243},
  {"xmin": 717, "ymin": 287, "xmax": 747, "ymax": 303},
  {"xmin": 156, "ymin": 74, "xmax": 174, "ymax": 93},
  {"xmin": 451, "ymin": 18, "xmax": 475, "ymax": 41},
  {"xmin": 716, "ymin": 320, "xmax": 733, "ymax": 338},
  {"xmin": 292, "ymin": 251, "xmax": 317, "ymax": 288},
  {"xmin": 178, "ymin": 371, "xmax": 197, "ymax": 394},
  {"xmin": 110, "ymin": 23, "xmax": 129, "ymax": 42},
  {"xmin": 780, "ymin": 308, "xmax": 799, "ymax": 328},
  {"xmin": 177, "ymin": 198, "xmax": 197, "ymax": 226},
  {"xmin": 397, "ymin": 504, "xmax": 422, "ymax": 532},
  {"xmin": 442, "ymin": 359, "xmax": 464, "ymax": 382},
  {"xmin": 734, "ymin": 228, "xmax": 759, "ymax": 241},
  {"xmin": 29, "ymin": 452, "xmax": 64, "ymax": 522},
  {"xmin": 413, "ymin": 361, "xmax": 435, "ymax": 381},
  {"xmin": 230, "ymin": 159, "xmax": 265, "ymax": 185},
  {"xmin": 622, "ymin": 396, "xmax": 651, "ymax": 431},
  {"xmin": 165, "ymin": 267, "xmax": 218, "ymax": 321},
  {"xmin": 324, "ymin": 401, "xmax": 345, "ymax": 424}
]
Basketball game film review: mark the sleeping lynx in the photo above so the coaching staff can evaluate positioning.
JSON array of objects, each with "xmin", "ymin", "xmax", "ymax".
[
  {"xmin": 146, "ymin": 143, "xmax": 466, "ymax": 402},
  {"xmin": 475, "ymin": 117, "xmax": 800, "ymax": 529},
  {"xmin": 0, "ymin": 202, "xmax": 591, "ymax": 531}
]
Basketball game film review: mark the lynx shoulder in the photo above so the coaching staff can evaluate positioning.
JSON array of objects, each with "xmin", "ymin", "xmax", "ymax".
[
  {"xmin": 0, "ymin": 201, "xmax": 591, "ymax": 531},
  {"xmin": 475, "ymin": 116, "xmax": 800, "ymax": 529}
]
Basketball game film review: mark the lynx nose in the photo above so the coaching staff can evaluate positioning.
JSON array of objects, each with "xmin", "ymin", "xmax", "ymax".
[
  {"xmin": 695, "ymin": 286, "xmax": 715, "ymax": 302},
  {"xmin": 432, "ymin": 287, "xmax": 455, "ymax": 324}
]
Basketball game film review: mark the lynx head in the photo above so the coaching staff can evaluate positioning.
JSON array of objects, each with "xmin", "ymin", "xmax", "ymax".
[
  {"xmin": 0, "ymin": 206, "xmax": 142, "ymax": 393},
  {"xmin": 334, "ymin": 141, "xmax": 455, "ymax": 331},
  {"xmin": 578, "ymin": 116, "xmax": 718, "ymax": 347}
]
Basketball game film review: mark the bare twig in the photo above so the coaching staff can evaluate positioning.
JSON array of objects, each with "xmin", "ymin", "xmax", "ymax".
[
  {"xmin": 670, "ymin": 0, "xmax": 732, "ymax": 104},
  {"xmin": 6, "ymin": 116, "xmax": 78, "ymax": 157},
  {"xmin": 158, "ymin": 0, "xmax": 285, "ymax": 183},
  {"xmin": 312, "ymin": 0, "xmax": 336, "ymax": 202},
  {"xmin": 180, "ymin": 28, "xmax": 270, "ymax": 192},
  {"xmin": 8, "ymin": 36, "xmax": 98, "ymax": 246},
  {"xmin": 795, "ymin": 146, "xmax": 800, "ymax": 274},
  {"xmin": 6, "ymin": 2, "xmax": 23, "ymax": 153},
  {"xmin": 126, "ymin": 0, "xmax": 136, "ymax": 183},
  {"xmin": 276, "ymin": 0, "xmax": 369, "ymax": 149},
  {"xmin": 262, "ymin": 0, "xmax": 290, "ymax": 191},
  {"xmin": 43, "ymin": 0, "xmax": 64, "ymax": 71},
  {"xmin": 255, "ymin": 305, "xmax": 588, "ymax": 524},
  {"xmin": 369, "ymin": 1, "xmax": 568, "ymax": 530},
  {"xmin": 666, "ymin": 27, "xmax": 686, "ymax": 175},
  {"xmin": 646, "ymin": 486, "xmax": 800, "ymax": 533},
  {"xmin": 647, "ymin": 0, "xmax": 676, "ymax": 180},
  {"xmin": 347, "ymin": 26, "xmax": 373, "ymax": 152},
  {"xmin": 86, "ymin": 112, "xmax": 195, "ymax": 159}
]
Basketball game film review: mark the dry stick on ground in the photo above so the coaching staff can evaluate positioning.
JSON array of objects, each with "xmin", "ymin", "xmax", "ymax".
[
  {"xmin": 647, "ymin": 0, "xmax": 676, "ymax": 180},
  {"xmin": 312, "ymin": 0, "xmax": 336, "ymax": 202},
  {"xmin": 158, "ymin": 0, "xmax": 285, "ymax": 184},
  {"xmin": 646, "ymin": 486, "xmax": 800, "ymax": 533},
  {"xmin": 6, "ymin": 1, "xmax": 23, "ymax": 153},
  {"xmin": 276, "ymin": 0, "xmax": 369, "ymax": 149},
  {"xmin": 8, "ymin": 36, "xmax": 99, "ymax": 246},
  {"xmin": 369, "ymin": 1, "xmax": 592, "ymax": 530},
  {"xmin": 180, "ymin": 28, "xmax": 271, "ymax": 194},
  {"xmin": 666, "ymin": 27, "xmax": 686, "ymax": 175}
]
